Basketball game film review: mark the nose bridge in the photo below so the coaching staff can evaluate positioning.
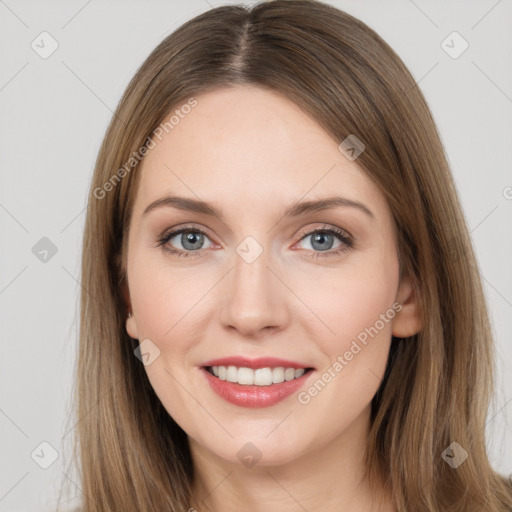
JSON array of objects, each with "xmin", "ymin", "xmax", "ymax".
[{"xmin": 219, "ymin": 234, "xmax": 287, "ymax": 335}]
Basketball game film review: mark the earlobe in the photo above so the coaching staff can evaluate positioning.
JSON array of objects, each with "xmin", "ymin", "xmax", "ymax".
[
  {"xmin": 392, "ymin": 274, "xmax": 423, "ymax": 338},
  {"xmin": 121, "ymin": 281, "xmax": 138, "ymax": 339},
  {"xmin": 126, "ymin": 313, "xmax": 139, "ymax": 340}
]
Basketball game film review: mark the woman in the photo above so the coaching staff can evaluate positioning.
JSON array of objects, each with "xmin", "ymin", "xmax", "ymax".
[{"xmin": 62, "ymin": 1, "xmax": 512, "ymax": 510}]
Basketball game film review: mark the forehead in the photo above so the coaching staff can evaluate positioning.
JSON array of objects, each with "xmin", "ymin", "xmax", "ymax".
[{"xmin": 133, "ymin": 85, "xmax": 388, "ymax": 221}]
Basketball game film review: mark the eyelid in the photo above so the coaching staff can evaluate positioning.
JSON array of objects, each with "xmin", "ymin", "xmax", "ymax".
[
  {"xmin": 158, "ymin": 223, "xmax": 213, "ymax": 242},
  {"xmin": 294, "ymin": 223, "xmax": 353, "ymax": 243},
  {"xmin": 157, "ymin": 222, "xmax": 352, "ymax": 242},
  {"xmin": 156, "ymin": 222, "xmax": 354, "ymax": 257},
  {"xmin": 155, "ymin": 223, "xmax": 216, "ymax": 250}
]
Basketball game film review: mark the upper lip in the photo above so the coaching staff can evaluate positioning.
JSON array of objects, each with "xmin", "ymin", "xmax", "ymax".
[{"xmin": 201, "ymin": 356, "xmax": 314, "ymax": 370}]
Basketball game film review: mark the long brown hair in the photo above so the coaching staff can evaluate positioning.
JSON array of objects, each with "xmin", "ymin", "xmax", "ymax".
[{"xmin": 60, "ymin": 1, "xmax": 512, "ymax": 510}]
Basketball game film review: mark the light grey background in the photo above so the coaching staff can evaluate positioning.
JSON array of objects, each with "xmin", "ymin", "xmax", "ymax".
[{"xmin": 1, "ymin": 0, "xmax": 511, "ymax": 510}]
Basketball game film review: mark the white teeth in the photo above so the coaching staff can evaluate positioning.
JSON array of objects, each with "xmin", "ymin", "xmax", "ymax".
[
  {"xmin": 226, "ymin": 365, "xmax": 238, "ymax": 382},
  {"xmin": 254, "ymin": 368, "xmax": 272, "ymax": 386},
  {"xmin": 284, "ymin": 368, "xmax": 295, "ymax": 381},
  {"xmin": 272, "ymin": 367, "xmax": 284, "ymax": 383},
  {"xmin": 237, "ymin": 367, "xmax": 254, "ymax": 385},
  {"xmin": 209, "ymin": 366, "xmax": 308, "ymax": 386}
]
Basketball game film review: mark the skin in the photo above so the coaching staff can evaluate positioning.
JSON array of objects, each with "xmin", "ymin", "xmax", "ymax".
[{"xmin": 123, "ymin": 85, "xmax": 422, "ymax": 511}]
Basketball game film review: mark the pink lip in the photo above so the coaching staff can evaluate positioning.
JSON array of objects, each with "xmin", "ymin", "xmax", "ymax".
[
  {"xmin": 201, "ymin": 356, "xmax": 313, "ymax": 370},
  {"xmin": 200, "ymin": 367, "xmax": 315, "ymax": 408}
]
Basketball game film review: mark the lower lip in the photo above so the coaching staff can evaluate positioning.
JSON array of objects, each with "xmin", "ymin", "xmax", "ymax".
[{"xmin": 201, "ymin": 367, "xmax": 314, "ymax": 408}]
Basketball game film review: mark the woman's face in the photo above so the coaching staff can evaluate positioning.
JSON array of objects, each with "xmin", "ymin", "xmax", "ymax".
[{"xmin": 124, "ymin": 85, "xmax": 420, "ymax": 467}]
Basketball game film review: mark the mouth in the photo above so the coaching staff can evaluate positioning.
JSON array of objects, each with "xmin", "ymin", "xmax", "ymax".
[
  {"xmin": 199, "ymin": 357, "xmax": 316, "ymax": 408},
  {"xmin": 204, "ymin": 365, "xmax": 315, "ymax": 386}
]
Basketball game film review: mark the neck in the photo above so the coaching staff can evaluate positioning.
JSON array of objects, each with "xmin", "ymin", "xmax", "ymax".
[{"xmin": 188, "ymin": 407, "xmax": 395, "ymax": 512}]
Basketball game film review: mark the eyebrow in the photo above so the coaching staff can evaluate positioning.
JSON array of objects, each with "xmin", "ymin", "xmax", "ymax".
[{"xmin": 142, "ymin": 195, "xmax": 375, "ymax": 220}]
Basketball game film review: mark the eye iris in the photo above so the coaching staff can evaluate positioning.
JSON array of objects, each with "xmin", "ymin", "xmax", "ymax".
[
  {"xmin": 182, "ymin": 231, "xmax": 203, "ymax": 250},
  {"xmin": 311, "ymin": 232, "xmax": 334, "ymax": 251}
]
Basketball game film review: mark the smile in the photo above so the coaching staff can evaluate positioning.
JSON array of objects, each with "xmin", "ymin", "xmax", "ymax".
[
  {"xmin": 206, "ymin": 365, "xmax": 310, "ymax": 386},
  {"xmin": 200, "ymin": 357, "xmax": 315, "ymax": 408}
]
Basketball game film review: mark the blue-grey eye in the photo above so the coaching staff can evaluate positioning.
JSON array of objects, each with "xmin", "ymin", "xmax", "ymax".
[
  {"xmin": 169, "ymin": 230, "xmax": 212, "ymax": 251},
  {"xmin": 299, "ymin": 231, "xmax": 342, "ymax": 252}
]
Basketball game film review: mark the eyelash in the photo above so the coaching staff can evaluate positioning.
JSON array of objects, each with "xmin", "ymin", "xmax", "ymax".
[{"xmin": 156, "ymin": 224, "xmax": 354, "ymax": 260}]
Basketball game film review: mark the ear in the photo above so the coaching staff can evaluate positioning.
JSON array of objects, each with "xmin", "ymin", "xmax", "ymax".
[
  {"xmin": 392, "ymin": 274, "xmax": 423, "ymax": 338},
  {"xmin": 126, "ymin": 314, "xmax": 139, "ymax": 340},
  {"xmin": 121, "ymin": 280, "xmax": 139, "ymax": 340}
]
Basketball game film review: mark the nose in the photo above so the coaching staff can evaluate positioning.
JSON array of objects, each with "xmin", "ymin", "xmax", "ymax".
[{"xmin": 218, "ymin": 245, "xmax": 289, "ymax": 338}]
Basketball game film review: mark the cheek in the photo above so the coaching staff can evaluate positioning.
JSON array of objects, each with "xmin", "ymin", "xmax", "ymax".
[
  {"xmin": 128, "ymin": 251, "xmax": 190, "ymax": 340},
  {"xmin": 128, "ymin": 248, "xmax": 218, "ymax": 370},
  {"xmin": 293, "ymin": 253, "xmax": 399, "ymax": 353},
  {"xmin": 127, "ymin": 252, "xmax": 205, "ymax": 418},
  {"xmin": 293, "ymin": 262, "xmax": 398, "ymax": 431}
]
